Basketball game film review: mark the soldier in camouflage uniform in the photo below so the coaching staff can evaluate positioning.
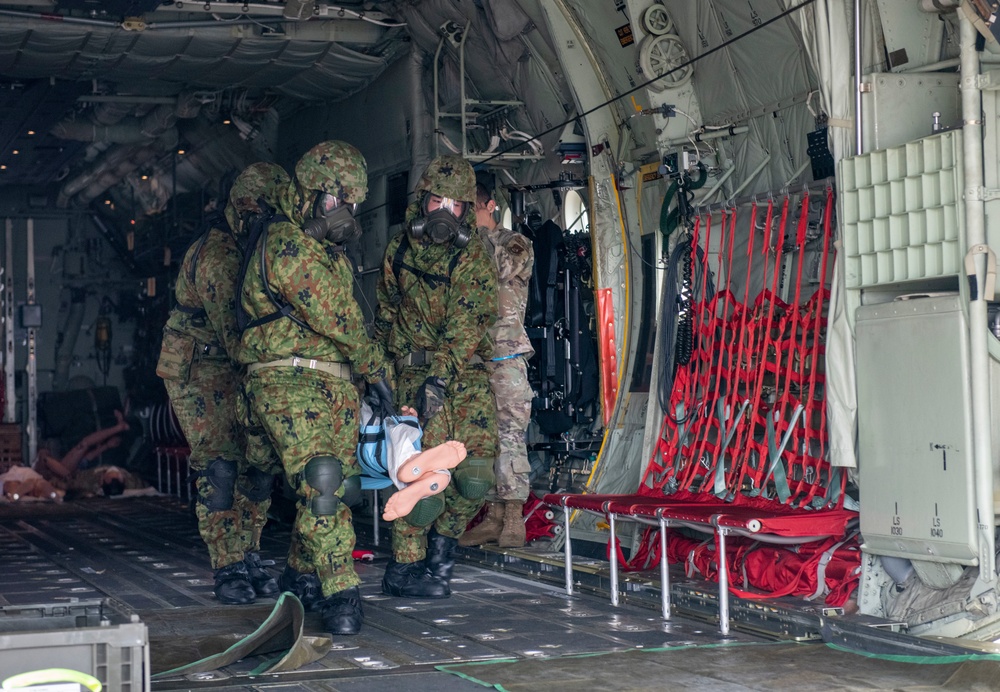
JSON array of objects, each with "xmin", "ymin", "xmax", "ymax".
[
  {"xmin": 375, "ymin": 155, "xmax": 499, "ymax": 598},
  {"xmin": 238, "ymin": 140, "xmax": 393, "ymax": 636},
  {"xmin": 156, "ymin": 162, "xmax": 289, "ymax": 605},
  {"xmin": 459, "ymin": 182, "xmax": 535, "ymax": 548}
]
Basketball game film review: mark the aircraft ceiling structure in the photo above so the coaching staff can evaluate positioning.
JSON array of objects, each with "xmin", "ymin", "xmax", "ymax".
[
  {"xmin": 0, "ymin": 0, "xmax": 407, "ymax": 232},
  {"xmin": 0, "ymin": 0, "xmax": 588, "ymax": 246}
]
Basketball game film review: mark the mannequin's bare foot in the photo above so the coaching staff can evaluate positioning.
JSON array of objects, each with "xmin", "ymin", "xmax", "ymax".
[
  {"xmin": 26, "ymin": 478, "xmax": 59, "ymax": 500},
  {"xmin": 397, "ymin": 441, "xmax": 466, "ymax": 481},
  {"xmin": 383, "ymin": 470, "xmax": 451, "ymax": 521}
]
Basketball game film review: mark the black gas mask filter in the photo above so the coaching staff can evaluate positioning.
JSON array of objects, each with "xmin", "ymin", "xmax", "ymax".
[
  {"xmin": 302, "ymin": 191, "xmax": 361, "ymax": 245},
  {"xmin": 410, "ymin": 196, "xmax": 471, "ymax": 248}
]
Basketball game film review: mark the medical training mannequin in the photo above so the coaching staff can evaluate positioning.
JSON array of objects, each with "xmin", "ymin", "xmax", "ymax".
[{"xmin": 379, "ymin": 406, "xmax": 467, "ymax": 521}]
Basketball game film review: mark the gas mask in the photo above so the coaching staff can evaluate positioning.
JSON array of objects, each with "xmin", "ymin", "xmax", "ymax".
[
  {"xmin": 410, "ymin": 196, "xmax": 471, "ymax": 248},
  {"xmin": 302, "ymin": 191, "xmax": 361, "ymax": 245}
]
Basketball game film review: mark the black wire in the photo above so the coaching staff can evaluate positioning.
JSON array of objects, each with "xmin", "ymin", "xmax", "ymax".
[
  {"xmin": 659, "ymin": 236, "xmax": 715, "ymax": 419},
  {"xmin": 476, "ymin": 0, "xmax": 818, "ymax": 168}
]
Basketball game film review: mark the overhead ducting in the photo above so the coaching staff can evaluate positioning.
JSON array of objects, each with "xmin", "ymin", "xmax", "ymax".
[
  {"xmin": 75, "ymin": 134, "xmax": 176, "ymax": 207},
  {"xmin": 91, "ymin": 101, "xmax": 134, "ymax": 127},
  {"xmin": 51, "ymin": 93, "xmax": 201, "ymax": 146},
  {"xmin": 56, "ymin": 130, "xmax": 178, "ymax": 208},
  {"xmin": 55, "ymin": 93, "xmax": 203, "ymax": 208}
]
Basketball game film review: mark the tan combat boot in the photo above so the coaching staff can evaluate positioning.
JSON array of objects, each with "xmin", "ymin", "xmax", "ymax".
[
  {"xmin": 498, "ymin": 501, "xmax": 526, "ymax": 548},
  {"xmin": 458, "ymin": 501, "xmax": 504, "ymax": 546}
]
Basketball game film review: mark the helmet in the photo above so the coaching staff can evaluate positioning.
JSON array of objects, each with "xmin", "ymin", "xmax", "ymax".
[
  {"xmin": 294, "ymin": 140, "xmax": 368, "ymax": 204},
  {"xmin": 409, "ymin": 156, "xmax": 476, "ymax": 247},
  {"xmin": 294, "ymin": 141, "xmax": 367, "ymax": 245},
  {"xmin": 229, "ymin": 162, "xmax": 289, "ymax": 214},
  {"xmin": 414, "ymin": 155, "xmax": 475, "ymax": 203},
  {"xmin": 225, "ymin": 162, "xmax": 289, "ymax": 234}
]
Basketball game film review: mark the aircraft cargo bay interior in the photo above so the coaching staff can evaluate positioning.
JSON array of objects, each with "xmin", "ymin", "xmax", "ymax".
[{"xmin": 2, "ymin": 0, "xmax": 1000, "ymax": 690}]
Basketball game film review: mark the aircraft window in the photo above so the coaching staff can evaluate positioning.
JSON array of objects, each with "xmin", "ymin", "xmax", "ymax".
[
  {"xmin": 563, "ymin": 189, "xmax": 589, "ymax": 234},
  {"xmin": 502, "ymin": 207, "xmax": 512, "ymax": 230}
]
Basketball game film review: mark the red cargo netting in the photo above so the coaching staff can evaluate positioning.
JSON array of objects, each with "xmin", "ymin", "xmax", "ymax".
[{"xmin": 643, "ymin": 189, "xmax": 842, "ymax": 510}]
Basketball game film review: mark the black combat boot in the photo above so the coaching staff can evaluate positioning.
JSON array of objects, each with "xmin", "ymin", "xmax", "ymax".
[
  {"xmin": 381, "ymin": 559, "xmax": 449, "ymax": 598},
  {"xmin": 244, "ymin": 552, "xmax": 280, "ymax": 598},
  {"xmin": 278, "ymin": 564, "xmax": 324, "ymax": 611},
  {"xmin": 424, "ymin": 527, "xmax": 459, "ymax": 583},
  {"xmin": 214, "ymin": 561, "xmax": 256, "ymax": 605},
  {"xmin": 319, "ymin": 586, "xmax": 364, "ymax": 635}
]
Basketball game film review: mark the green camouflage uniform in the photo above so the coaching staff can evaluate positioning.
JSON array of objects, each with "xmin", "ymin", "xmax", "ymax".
[
  {"xmin": 238, "ymin": 141, "xmax": 389, "ymax": 596},
  {"xmin": 479, "ymin": 225, "xmax": 535, "ymax": 502},
  {"xmin": 375, "ymin": 156, "xmax": 499, "ymax": 563},
  {"xmin": 157, "ymin": 162, "xmax": 289, "ymax": 570}
]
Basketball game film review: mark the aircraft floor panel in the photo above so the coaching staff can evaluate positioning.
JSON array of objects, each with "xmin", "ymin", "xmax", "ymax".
[
  {"xmin": 0, "ymin": 497, "xmax": 755, "ymax": 689},
  {"xmin": 0, "ymin": 497, "xmax": 970, "ymax": 691}
]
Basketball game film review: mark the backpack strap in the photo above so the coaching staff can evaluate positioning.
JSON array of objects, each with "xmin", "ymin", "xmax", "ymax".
[
  {"xmin": 236, "ymin": 209, "xmax": 315, "ymax": 334},
  {"xmin": 173, "ymin": 210, "xmax": 226, "ymax": 321},
  {"xmin": 391, "ymin": 233, "xmax": 461, "ymax": 289}
]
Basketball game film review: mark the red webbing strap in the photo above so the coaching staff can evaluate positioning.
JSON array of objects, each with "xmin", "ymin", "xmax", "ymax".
[
  {"xmin": 617, "ymin": 524, "xmax": 662, "ymax": 572},
  {"xmin": 731, "ymin": 197, "xmax": 790, "ymax": 493},
  {"xmin": 726, "ymin": 202, "xmax": 759, "ymax": 417},
  {"xmin": 755, "ymin": 195, "xmax": 812, "ymax": 501},
  {"xmin": 650, "ymin": 215, "xmax": 705, "ymax": 492},
  {"xmin": 688, "ymin": 210, "xmax": 733, "ymax": 490},
  {"xmin": 687, "ymin": 210, "xmax": 719, "ymax": 488},
  {"xmin": 692, "ymin": 209, "xmax": 741, "ymax": 494},
  {"xmin": 792, "ymin": 188, "xmax": 839, "ymax": 508},
  {"xmin": 689, "ymin": 202, "xmax": 761, "ymax": 495},
  {"xmin": 778, "ymin": 194, "xmax": 811, "ymax": 392},
  {"xmin": 619, "ymin": 527, "xmax": 861, "ymax": 605},
  {"xmin": 641, "ymin": 412, "xmax": 672, "ymax": 488},
  {"xmin": 690, "ymin": 210, "xmax": 715, "ymax": 392}
]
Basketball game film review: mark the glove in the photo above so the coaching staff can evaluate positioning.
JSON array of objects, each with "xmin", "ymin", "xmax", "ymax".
[
  {"xmin": 414, "ymin": 376, "xmax": 447, "ymax": 424},
  {"xmin": 366, "ymin": 378, "xmax": 397, "ymax": 418}
]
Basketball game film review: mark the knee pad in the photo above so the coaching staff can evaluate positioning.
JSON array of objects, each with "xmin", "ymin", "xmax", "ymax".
[
  {"xmin": 240, "ymin": 466, "xmax": 275, "ymax": 502},
  {"xmin": 342, "ymin": 475, "xmax": 362, "ymax": 508},
  {"xmin": 403, "ymin": 494, "xmax": 446, "ymax": 527},
  {"xmin": 201, "ymin": 458, "xmax": 238, "ymax": 512},
  {"xmin": 452, "ymin": 457, "xmax": 495, "ymax": 501},
  {"xmin": 303, "ymin": 455, "xmax": 343, "ymax": 516}
]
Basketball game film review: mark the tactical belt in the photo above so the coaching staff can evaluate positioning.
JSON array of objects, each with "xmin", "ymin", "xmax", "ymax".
[
  {"xmin": 395, "ymin": 350, "xmax": 483, "ymax": 370},
  {"xmin": 247, "ymin": 357, "xmax": 351, "ymax": 379}
]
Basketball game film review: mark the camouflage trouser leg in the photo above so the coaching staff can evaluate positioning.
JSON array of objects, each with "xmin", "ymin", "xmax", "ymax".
[
  {"xmin": 244, "ymin": 368, "xmax": 361, "ymax": 596},
  {"xmin": 487, "ymin": 356, "xmax": 532, "ymax": 502},
  {"xmin": 239, "ymin": 425, "xmax": 279, "ymax": 552},
  {"xmin": 392, "ymin": 366, "xmax": 498, "ymax": 562},
  {"xmin": 165, "ymin": 361, "xmax": 262, "ymax": 570}
]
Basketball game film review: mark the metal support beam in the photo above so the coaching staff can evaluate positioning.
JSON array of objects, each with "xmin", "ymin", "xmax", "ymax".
[
  {"xmin": 959, "ymin": 13, "xmax": 997, "ymax": 586},
  {"xmin": 3, "ymin": 219, "xmax": 13, "ymax": 424},
  {"xmin": 25, "ymin": 219, "xmax": 37, "ymax": 465}
]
